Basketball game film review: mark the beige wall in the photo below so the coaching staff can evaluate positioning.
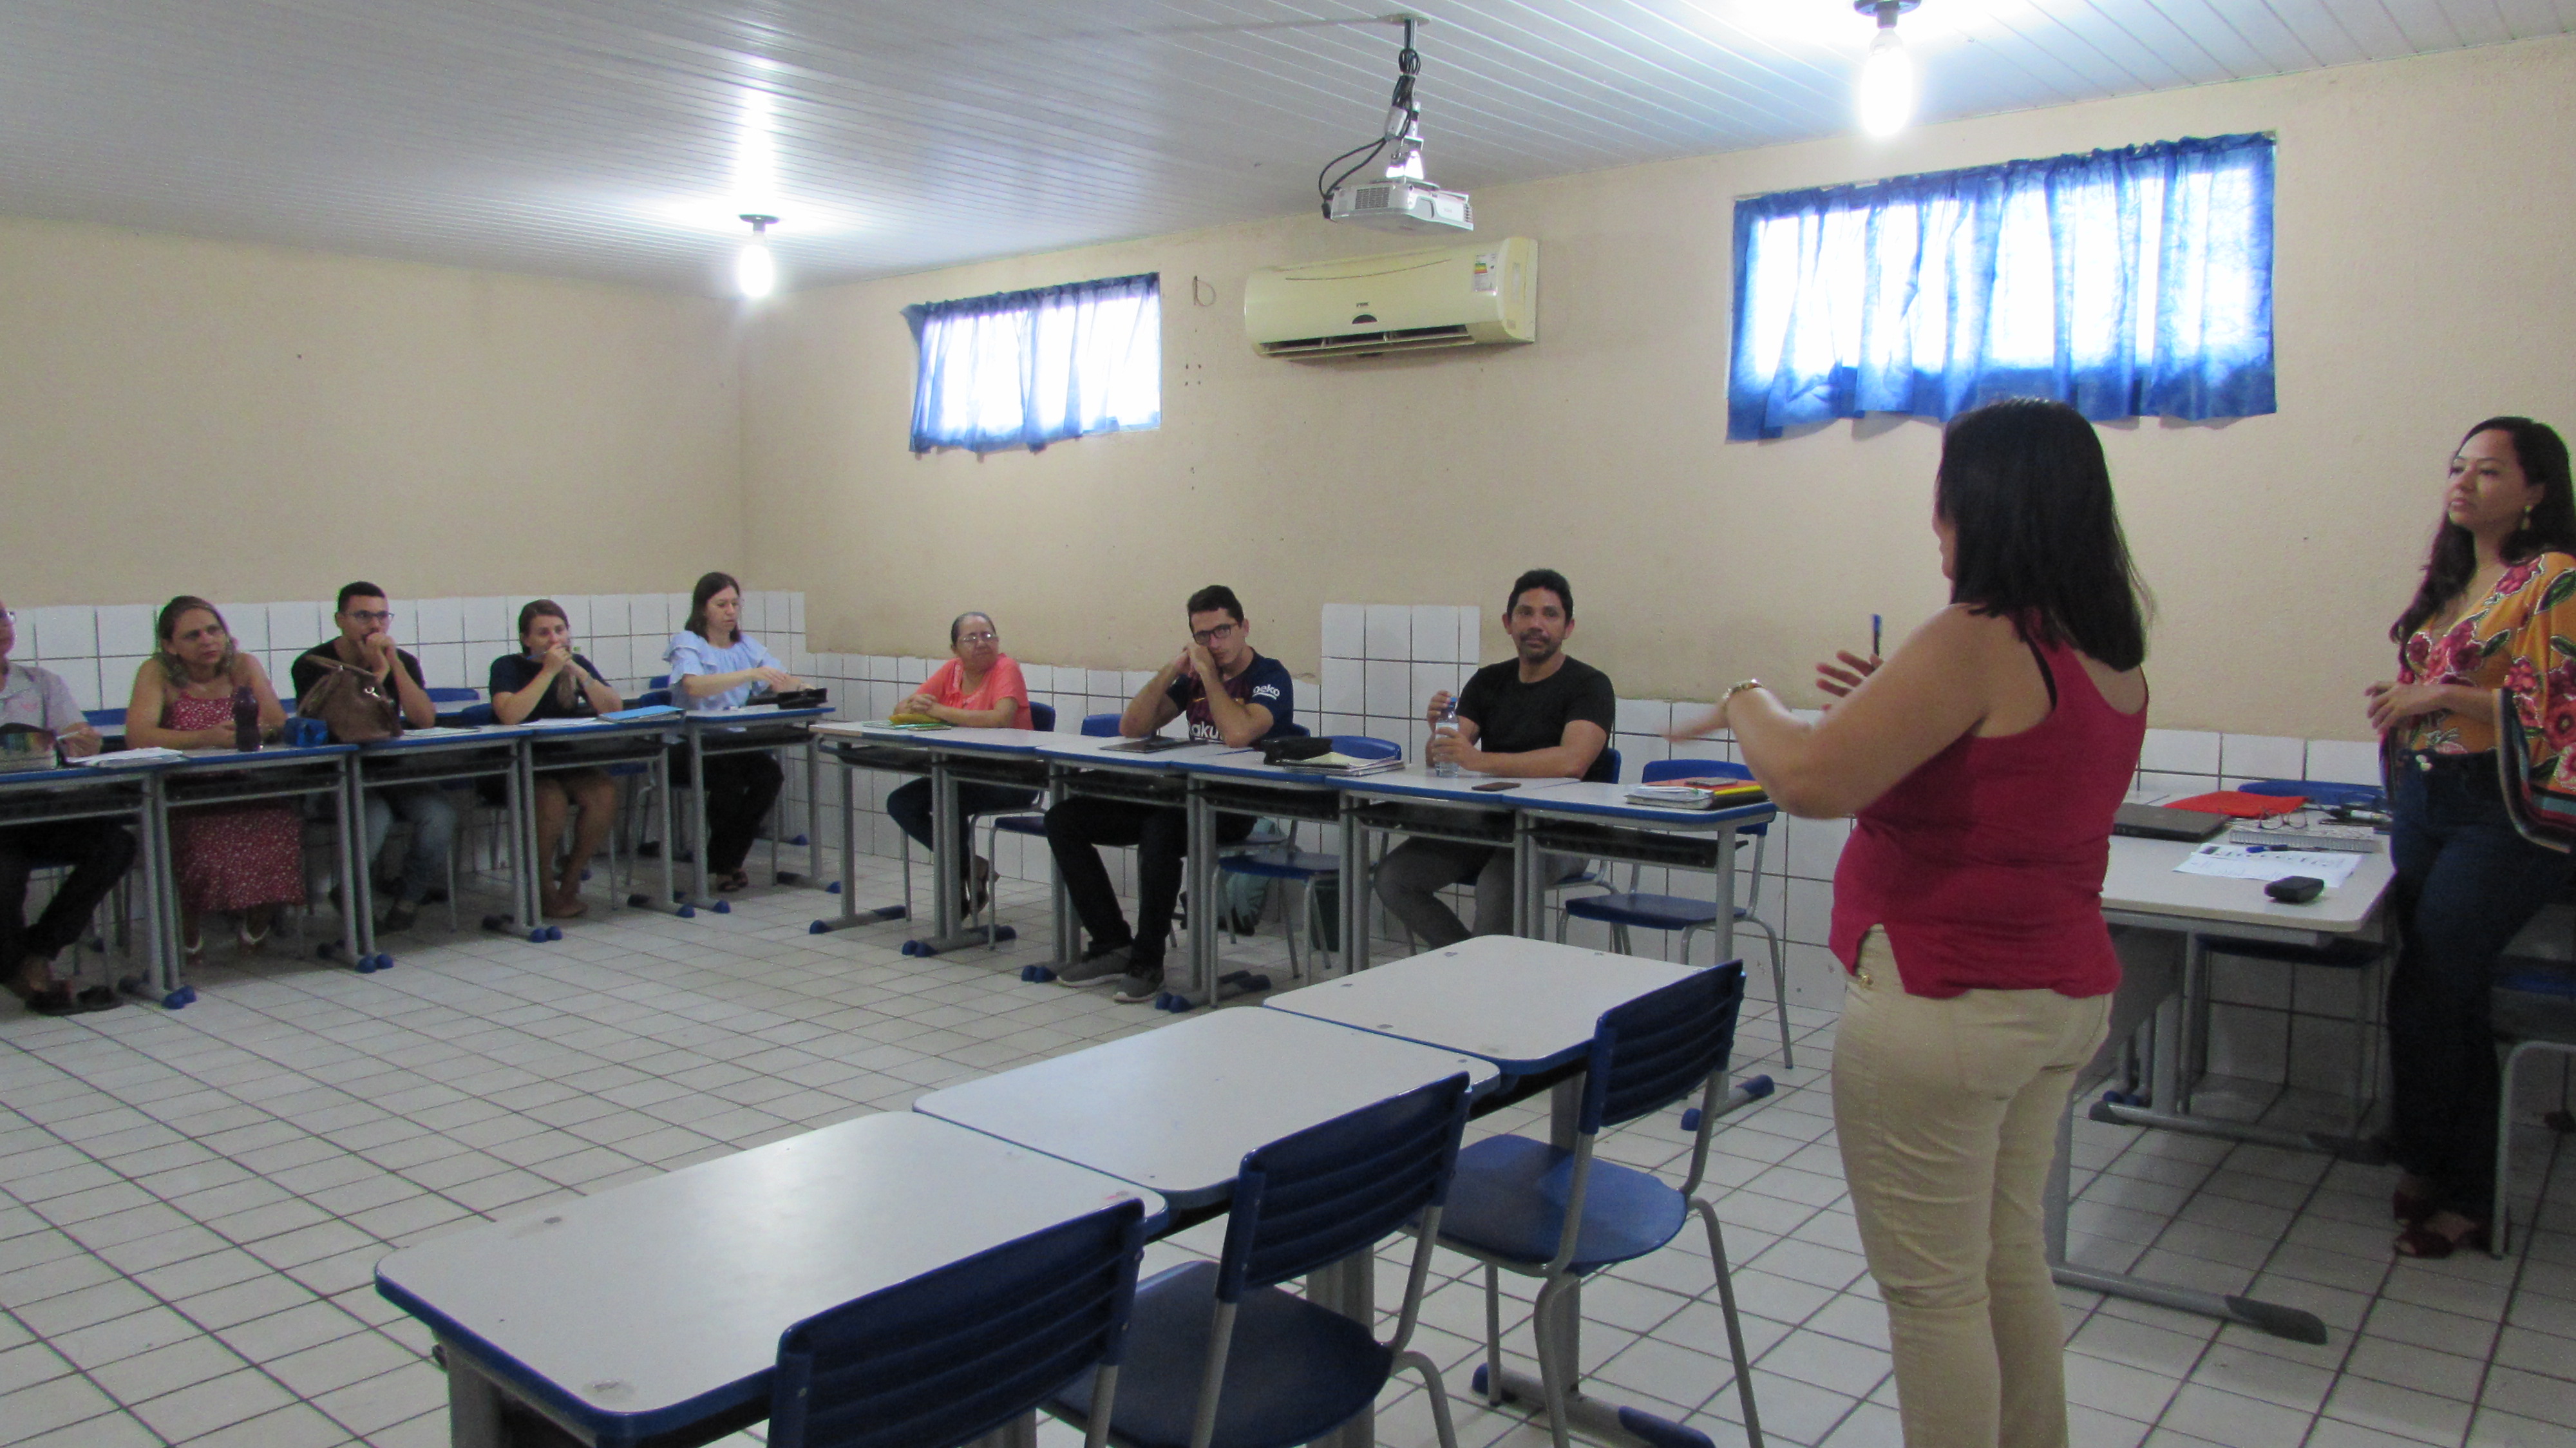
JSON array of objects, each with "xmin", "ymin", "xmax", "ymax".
[
  {"xmin": 742, "ymin": 34, "xmax": 2576, "ymax": 741},
  {"xmin": 0, "ymin": 216, "xmax": 746, "ymax": 610}
]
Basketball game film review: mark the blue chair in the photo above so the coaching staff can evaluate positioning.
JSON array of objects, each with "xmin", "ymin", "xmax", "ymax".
[
  {"xmin": 1218, "ymin": 736, "xmax": 1400, "ymax": 975},
  {"xmin": 942, "ymin": 701, "xmax": 1054, "ymax": 944},
  {"xmin": 770, "ymin": 1196, "xmax": 1150, "ymax": 1448},
  {"xmin": 1047, "ymin": 1072, "xmax": 1474, "ymax": 1448},
  {"xmin": 2492, "ymin": 957, "xmax": 2576, "ymax": 1257},
  {"xmin": 971, "ymin": 709, "xmax": 1118, "ymax": 944},
  {"xmin": 1435, "ymin": 964, "xmax": 1765, "ymax": 1448},
  {"xmin": 428, "ymin": 686, "xmax": 482, "ymax": 727},
  {"xmin": 2181, "ymin": 776, "xmax": 2391, "ymax": 1126},
  {"xmin": 1557, "ymin": 759, "xmax": 1795, "ymax": 1069}
]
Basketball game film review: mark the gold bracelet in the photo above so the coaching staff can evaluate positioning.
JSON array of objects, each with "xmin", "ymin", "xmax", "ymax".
[{"xmin": 1723, "ymin": 678, "xmax": 1764, "ymax": 702}]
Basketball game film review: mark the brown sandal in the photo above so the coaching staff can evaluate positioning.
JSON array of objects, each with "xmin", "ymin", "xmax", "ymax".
[{"xmin": 2394, "ymin": 1215, "xmax": 2489, "ymax": 1259}]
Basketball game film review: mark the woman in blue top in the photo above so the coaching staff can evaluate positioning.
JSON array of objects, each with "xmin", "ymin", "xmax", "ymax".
[{"xmin": 666, "ymin": 573, "xmax": 806, "ymax": 892}]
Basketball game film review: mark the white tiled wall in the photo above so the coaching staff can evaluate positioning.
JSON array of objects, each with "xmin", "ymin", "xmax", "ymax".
[
  {"xmin": 25, "ymin": 591, "xmax": 808, "ymax": 713},
  {"xmin": 44, "ymin": 589, "xmax": 2467, "ymax": 1089}
]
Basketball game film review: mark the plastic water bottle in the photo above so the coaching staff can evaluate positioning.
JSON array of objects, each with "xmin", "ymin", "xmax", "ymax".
[
  {"xmin": 1430, "ymin": 696, "xmax": 1461, "ymax": 777},
  {"xmin": 231, "ymin": 687, "xmax": 260, "ymax": 752}
]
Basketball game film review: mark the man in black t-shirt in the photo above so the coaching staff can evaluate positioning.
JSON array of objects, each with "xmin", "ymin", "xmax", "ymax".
[
  {"xmin": 290, "ymin": 582, "xmax": 453, "ymax": 932},
  {"xmin": 1378, "ymin": 568, "xmax": 1615, "ymax": 948},
  {"xmin": 1045, "ymin": 584, "xmax": 1296, "ymax": 1004}
]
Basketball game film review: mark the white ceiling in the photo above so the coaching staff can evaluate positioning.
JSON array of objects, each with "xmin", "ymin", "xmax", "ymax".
[{"xmin": 1, "ymin": 0, "xmax": 2567, "ymax": 296}]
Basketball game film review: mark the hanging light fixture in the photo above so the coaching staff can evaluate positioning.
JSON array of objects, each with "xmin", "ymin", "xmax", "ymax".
[
  {"xmin": 1853, "ymin": 0, "xmax": 1921, "ymax": 137},
  {"xmin": 735, "ymin": 213, "xmax": 779, "ymax": 298}
]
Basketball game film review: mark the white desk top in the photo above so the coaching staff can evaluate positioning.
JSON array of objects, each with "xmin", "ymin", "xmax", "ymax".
[
  {"xmin": 1517, "ymin": 781, "xmax": 1776, "ymax": 830},
  {"xmin": 2101, "ymin": 833, "xmax": 2391, "ymax": 935},
  {"xmin": 375, "ymin": 1112, "xmax": 1161, "ymax": 1436},
  {"xmin": 1343, "ymin": 765, "xmax": 1586, "ymax": 805},
  {"xmin": 1030, "ymin": 734, "xmax": 1244, "ymax": 768},
  {"xmin": 1265, "ymin": 937, "xmax": 1705, "ymax": 1074},
  {"xmin": 914, "ymin": 1009, "xmax": 1497, "ymax": 1208}
]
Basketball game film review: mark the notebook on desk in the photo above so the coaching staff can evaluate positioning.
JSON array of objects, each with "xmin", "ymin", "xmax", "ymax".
[{"xmin": 2112, "ymin": 802, "xmax": 2230, "ymax": 842}]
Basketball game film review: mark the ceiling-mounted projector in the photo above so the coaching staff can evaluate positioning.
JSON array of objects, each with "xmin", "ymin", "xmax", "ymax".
[
  {"xmin": 1329, "ymin": 177, "xmax": 1472, "ymax": 234},
  {"xmin": 1318, "ymin": 15, "xmax": 1472, "ymax": 234}
]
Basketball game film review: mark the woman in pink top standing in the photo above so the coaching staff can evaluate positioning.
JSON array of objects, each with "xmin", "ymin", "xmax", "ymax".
[
  {"xmin": 884, "ymin": 611, "xmax": 1037, "ymax": 911},
  {"xmin": 1674, "ymin": 399, "xmax": 2150, "ymax": 1448}
]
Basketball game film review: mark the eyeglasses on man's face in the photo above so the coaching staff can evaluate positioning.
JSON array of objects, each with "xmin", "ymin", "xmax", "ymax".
[
  {"xmin": 344, "ymin": 610, "xmax": 394, "ymax": 625},
  {"xmin": 1191, "ymin": 622, "xmax": 1238, "ymax": 647}
]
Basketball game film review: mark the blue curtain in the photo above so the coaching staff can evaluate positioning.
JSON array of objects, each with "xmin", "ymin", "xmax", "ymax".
[
  {"xmin": 903, "ymin": 272, "xmax": 1161, "ymax": 455},
  {"xmin": 1727, "ymin": 134, "xmax": 2274, "ymax": 442}
]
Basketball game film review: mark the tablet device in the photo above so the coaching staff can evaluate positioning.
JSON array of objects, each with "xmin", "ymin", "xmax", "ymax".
[
  {"xmin": 2112, "ymin": 802, "xmax": 2229, "ymax": 842},
  {"xmin": 1104, "ymin": 736, "xmax": 1193, "ymax": 754}
]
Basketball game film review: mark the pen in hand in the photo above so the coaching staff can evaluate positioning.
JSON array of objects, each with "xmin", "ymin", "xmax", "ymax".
[{"xmin": 1871, "ymin": 613, "xmax": 1882, "ymax": 659}]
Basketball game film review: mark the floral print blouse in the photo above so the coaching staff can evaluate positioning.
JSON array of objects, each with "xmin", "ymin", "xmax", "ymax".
[{"xmin": 2398, "ymin": 551, "xmax": 2576, "ymax": 777}]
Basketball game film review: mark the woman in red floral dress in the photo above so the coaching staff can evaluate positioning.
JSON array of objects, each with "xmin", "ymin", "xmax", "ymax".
[
  {"xmin": 2365, "ymin": 417, "xmax": 2576, "ymax": 1257},
  {"xmin": 124, "ymin": 598, "xmax": 302, "ymax": 966}
]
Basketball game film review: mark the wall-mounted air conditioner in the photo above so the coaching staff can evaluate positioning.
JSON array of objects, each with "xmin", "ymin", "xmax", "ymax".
[{"xmin": 1245, "ymin": 237, "xmax": 1537, "ymax": 359}]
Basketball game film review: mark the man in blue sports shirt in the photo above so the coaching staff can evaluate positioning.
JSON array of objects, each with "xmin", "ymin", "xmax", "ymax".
[{"xmin": 1045, "ymin": 584, "xmax": 1294, "ymax": 1004}]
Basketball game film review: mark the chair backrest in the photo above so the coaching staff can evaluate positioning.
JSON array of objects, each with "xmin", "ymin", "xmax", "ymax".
[
  {"xmin": 770, "ymin": 1197, "xmax": 1148, "ymax": 1448},
  {"xmin": 84, "ymin": 708, "xmax": 126, "ymax": 732},
  {"xmin": 1596, "ymin": 745, "xmax": 1622, "ymax": 784},
  {"xmin": 1081, "ymin": 712, "xmax": 1122, "ymax": 738},
  {"xmin": 650, "ymin": 674, "xmax": 671, "ymax": 689},
  {"xmin": 1028, "ymin": 701, "xmax": 1058, "ymax": 732},
  {"xmin": 2241, "ymin": 777, "xmax": 2385, "ymax": 810},
  {"xmin": 426, "ymin": 687, "xmax": 480, "ymax": 703},
  {"xmin": 456, "ymin": 703, "xmax": 497, "ymax": 727},
  {"xmin": 1578, "ymin": 962, "xmax": 1747, "ymax": 1136},
  {"xmin": 1331, "ymin": 736, "xmax": 1401, "ymax": 761},
  {"xmin": 1217, "ymin": 1073, "xmax": 1472, "ymax": 1302}
]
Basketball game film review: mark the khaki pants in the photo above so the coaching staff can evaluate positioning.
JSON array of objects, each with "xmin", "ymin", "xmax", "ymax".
[{"xmin": 1833, "ymin": 928, "xmax": 2111, "ymax": 1448}]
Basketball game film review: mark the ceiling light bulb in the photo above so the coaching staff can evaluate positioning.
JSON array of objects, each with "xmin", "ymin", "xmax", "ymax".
[
  {"xmin": 735, "ymin": 213, "xmax": 779, "ymax": 298},
  {"xmin": 1857, "ymin": 25, "xmax": 1916, "ymax": 135}
]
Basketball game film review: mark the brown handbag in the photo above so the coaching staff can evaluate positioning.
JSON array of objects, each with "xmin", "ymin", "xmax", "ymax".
[{"xmin": 296, "ymin": 658, "xmax": 401, "ymax": 743}]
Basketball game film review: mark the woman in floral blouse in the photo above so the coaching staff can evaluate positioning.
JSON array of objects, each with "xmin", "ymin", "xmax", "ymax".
[{"xmin": 2366, "ymin": 416, "xmax": 2576, "ymax": 1257}]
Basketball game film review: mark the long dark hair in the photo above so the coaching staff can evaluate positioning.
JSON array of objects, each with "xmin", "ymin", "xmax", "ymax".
[
  {"xmin": 2389, "ymin": 417, "xmax": 2576, "ymax": 643},
  {"xmin": 687, "ymin": 571, "xmax": 742, "ymax": 642},
  {"xmin": 1934, "ymin": 399, "xmax": 2152, "ymax": 671}
]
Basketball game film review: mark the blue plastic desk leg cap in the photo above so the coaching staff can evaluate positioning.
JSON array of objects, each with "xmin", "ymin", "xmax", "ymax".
[
  {"xmin": 2101, "ymin": 1089, "xmax": 2145, "ymax": 1107},
  {"xmin": 525, "ymin": 928, "xmax": 546, "ymax": 943},
  {"xmin": 712, "ymin": 901, "xmax": 730, "ymax": 915},
  {"xmin": 1680, "ymin": 1108, "xmax": 1701, "ymax": 1132},
  {"xmin": 676, "ymin": 905, "xmax": 696, "ymax": 919},
  {"xmin": 1614, "ymin": 1407, "xmax": 1712, "ymax": 1448},
  {"xmin": 545, "ymin": 927, "xmax": 564, "ymax": 942},
  {"xmin": 826, "ymin": 881, "xmax": 842, "ymax": 894},
  {"xmin": 808, "ymin": 920, "xmax": 828, "ymax": 934},
  {"xmin": 791, "ymin": 834, "xmax": 808, "ymax": 846}
]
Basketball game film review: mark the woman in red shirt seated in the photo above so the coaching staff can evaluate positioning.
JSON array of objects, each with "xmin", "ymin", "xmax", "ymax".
[
  {"xmin": 884, "ymin": 612, "xmax": 1037, "ymax": 912},
  {"xmin": 1674, "ymin": 397, "xmax": 2150, "ymax": 1448}
]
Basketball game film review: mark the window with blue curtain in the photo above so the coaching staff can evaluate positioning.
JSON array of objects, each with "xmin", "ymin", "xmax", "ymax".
[
  {"xmin": 1727, "ymin": 133, "xmax": 2274, "ymax": 443},
  {"xmin": 902, "ymin": 272, "xmax": 1161, "ymax": 455}
]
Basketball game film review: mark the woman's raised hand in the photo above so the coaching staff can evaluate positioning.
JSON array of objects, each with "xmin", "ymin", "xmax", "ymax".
[{"xmin": 1817, "ymin": 651, "xmax": 1882, "ymax": 701}]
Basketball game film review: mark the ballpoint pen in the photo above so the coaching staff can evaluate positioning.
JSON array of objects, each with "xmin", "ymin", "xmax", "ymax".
[{"xmin": 1871, "ymin": 613, "xmax": 1882, "ymax": 659}]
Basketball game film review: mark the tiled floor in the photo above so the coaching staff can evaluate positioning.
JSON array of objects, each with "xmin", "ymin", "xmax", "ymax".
[{"xmin": 3, "ymin": 857, "xmax": 2572, "ymax": 1448}]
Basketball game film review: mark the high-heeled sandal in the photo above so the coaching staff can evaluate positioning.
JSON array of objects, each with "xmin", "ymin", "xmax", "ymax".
[
  {"xmin": 182, "ymin": 931, "xmax": 205, "ymax": 972},
  {"xmin": 234, "ymin": 918, "xmax": 271, "ymax": 954}
]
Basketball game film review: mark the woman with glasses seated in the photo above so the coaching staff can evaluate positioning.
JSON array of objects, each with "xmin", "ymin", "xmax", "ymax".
[
  {"xmin": 490, "ymin": 600, "xmax": 625, "ymax": 918},
  {"xmin": 885, "ymin": 612, "xmax": 1037, "ymax": 912},
  {"xmin": 665, "ymin": 572, "xmax": 806, "ymax": 893},
  {"xmin": 125, "ymin": 598, "xmax": 299, "ymax": 969}
]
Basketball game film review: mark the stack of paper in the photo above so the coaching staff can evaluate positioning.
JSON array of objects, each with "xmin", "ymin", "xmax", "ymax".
[
  {"xmin": 1271, "ymin": 752, "xmax": 1400, "ymax": 776},
  {"xmin": 1625, "ymin": 777, "xmax": 1768, "ymax": 809},
  {"xmin": 75, "ymin": 747, "xmax": 184, "ymax": 767},
  {"xmin": 2226, "ymin": 823, "xmax": 2382, "ymax": 853}
]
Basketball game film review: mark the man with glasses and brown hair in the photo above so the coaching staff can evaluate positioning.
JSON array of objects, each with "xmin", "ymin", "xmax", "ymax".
[
  {"xmin": 1045, "ymin": 584, "xmax": 1294, "ymax": 1004},
  {"xmin": 291, "ymin": 582, "xmax": 451, "ymax": 932}
]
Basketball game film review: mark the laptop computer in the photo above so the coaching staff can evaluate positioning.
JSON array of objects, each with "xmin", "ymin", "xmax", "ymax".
[{"xmin": 2112, "ymin": 802, "xmax": 2229, "ymax": 843}]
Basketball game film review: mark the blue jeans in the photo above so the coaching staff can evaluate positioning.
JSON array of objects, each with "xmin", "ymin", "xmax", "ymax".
[
  {"xmin": 2386, "ymin": 753, "xmax": 2575, "ymax": 1217},
  {"xmin": 364, "ymin": 786, "xmax": 460, "ymax": 906}
]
